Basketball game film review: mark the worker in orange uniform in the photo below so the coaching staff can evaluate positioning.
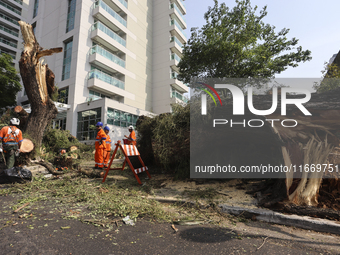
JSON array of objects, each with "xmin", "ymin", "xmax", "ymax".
[
  {"xmin": 0, "ymin": 118, "xmax": 23, "ymax": 169},
  {"xmin": 94, "ymin": 122, "xmax": 106, "ymax": 169},
  {"xmin": 103, "ymin": 126, "xmax": 112, "ymax": 168},
  {"xmin": 124, "ymin": 125, "xmax": 136, "ymax": 146}
]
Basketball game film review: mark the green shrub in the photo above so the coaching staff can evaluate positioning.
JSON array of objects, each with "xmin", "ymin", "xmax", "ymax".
[{"xmin": 136, "ymin": 104, "xmax": 190, "ymax": 178}]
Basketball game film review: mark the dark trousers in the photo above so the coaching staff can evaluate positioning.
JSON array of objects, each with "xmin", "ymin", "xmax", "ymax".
[{"xmin": 3, "ymin": 144, "xmax": 18, "ymax": 169}]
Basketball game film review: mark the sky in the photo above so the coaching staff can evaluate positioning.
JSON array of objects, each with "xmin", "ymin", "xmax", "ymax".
[{"xmin": 184, "ymin": 0, "xmax": 340, "ymax": 79}]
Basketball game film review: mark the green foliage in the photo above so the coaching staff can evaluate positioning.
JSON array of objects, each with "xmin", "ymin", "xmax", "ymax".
[
  {"xmin": 178, "ymin": 0, "xmax": 311, "ymax": 85},
  {"xmin": 42, "ymin": 125, "xmax": 93, "ymax": 159},
  {"xmin": 0, "ymin": 109, "xmax": 13, "ymax": 128},
  {"xmin": 0, "ymin": 175, "xmax": 175, "ymax": 222},
  {"xmin": 137, "ymin": 104, "xmax": 190, "ymax": 178},
  {"xmin": 51, "ymin": 85, "xmax": 59, "ymax": 102},
  {"xmin": 0, "ymin": 53, "xmax": 22, "ymax": 108},
  {"xmin": 42, "ymin": 127, "xmax": 73, "ymax": 153},
  {"xmin": 313, "ymin": 62, "xmax": 340, "ymax": 93}
]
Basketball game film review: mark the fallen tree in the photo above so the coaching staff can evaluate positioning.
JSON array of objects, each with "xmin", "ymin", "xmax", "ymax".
[{"xmin": 258, "ymin": 88, "xmax": 340, "ymax": 206}]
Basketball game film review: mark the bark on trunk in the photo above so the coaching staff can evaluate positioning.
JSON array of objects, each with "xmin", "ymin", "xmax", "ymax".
[
  {"xmin": 14, "ymin": 105, "xmax": 29, "ymax": 130},
  {"xmin": 285, "ymin": 138, "xmax": 333, "ymax": 206},
  {"xmin": 18, "ymin": 21, "xmax": 62, "ymax": 148}
]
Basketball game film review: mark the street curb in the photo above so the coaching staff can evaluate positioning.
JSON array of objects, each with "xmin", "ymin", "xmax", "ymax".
[
  {"xmin": 219, "ymin": 205, "xmax": 340, "ymax": 235},
  {"xmin": 146, "ymin": 196, "xmax": 206, "ymax": 208}
]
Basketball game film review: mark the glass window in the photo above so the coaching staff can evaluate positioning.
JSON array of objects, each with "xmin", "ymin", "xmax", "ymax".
[
  {"xmin": 53, "ymin": 117, "xmax": 67, "ymax": 130},
  {"xmin": 66, "ymin": 0, "xmax": 76, "ymax": 33},
  {"xmin": 107, "ymin": 107, "xmax": 139, "ymax": 127},
  {"xmin": 33, "ymin": 0, "xmax": 39, "ymax": 18},
  {"xmin": 77, "ymin": 108, "xmax": 101, "ymax": 140},
  {"xmin": 132, "ymin": 115, "xmax": 138, "ymax": 124},
  {"xmin": 62, "ymin": 40, "xmax": 73, "ymax": 80},
  {"xmin": 58, "ymin": 87, "xmax": 69, "ymax": 104},
  {"xmin": 126, "ymin": 113, "xmax": 132, "ymax": 123},
  {"xmin": 32, "ymin": 22, "xmax": 37, "ymax": 35}
]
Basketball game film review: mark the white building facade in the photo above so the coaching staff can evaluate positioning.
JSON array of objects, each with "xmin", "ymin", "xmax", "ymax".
[
  {"xmin": 13, "ymin": 0, "xmax": 188, "ymax": 142},
  {"xmin": 0, "ymin": 0, "xmax": 29, "ymax": 70}
]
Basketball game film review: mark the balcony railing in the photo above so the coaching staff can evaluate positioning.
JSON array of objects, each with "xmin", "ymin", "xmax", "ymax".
[
  {"xmin": 118, "ymin": 0, "xmax": 128, "ymax": 8},
  {"xmin": 86, "ymin": 95, "xmax": 102, "ymax": 102},
  {"xmin": 0, "ymin": 37, "xmax": 17, "ymax": 48},
  {"xmin": 88, "ymin": 69, "xmax": 125, "ymax": 90},
  {"xmin": 170, "ymin": 19, "xmax": 186, "ymax": 39},
  {"xmin": 0, "ymin": 13, "xmax": 19, "ymax": 26},
  {"xmin": 0, "ymin": 49, "xmax": 16, "ymax": 59},
  {"xmin": 170, "ymin": 3, "xmax": 185, "ymax": 22},
  {"xmin": 13, "ymin": 0, "xmax": 23, "ymax": 5},
  {"xmin": 171, "ymin": 71, "xmax": 179, "ymax": 79},
  {"xmin": 171, "ymin": 52, "xmax": 181, "ymax": 62},
  {"xmin": 91, "ymin": 21, "xmax": 126, "ymax": 47},
  {"xmin": 170, "ymin": 36, "xmax": 183, "ymax": 48},
  {"xmin": 0, "ymin": 24, "xmax": 18, "ymax": 37},
  {"xmin": 90, "ymin": 45, "xmax": 125, "ymax": 68},
  {"xmin": 0, "ymin": 1, "xmax": 21, "ymax": 15},
  {"xmin": 92, "ymin": 0, "xmax": 127, "ymax": 27},
  {"xmin": 171, "ymin": 91, "xmax": 188, "ymax": 103}
]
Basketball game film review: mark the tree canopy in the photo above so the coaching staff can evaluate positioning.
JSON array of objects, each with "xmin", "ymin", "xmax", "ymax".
[
  {"xmin": 313, "ymin": 61, "xmax": 340, "ymax": 93},
  {"xmin": 178, "ymin": 0, "xmax": 312, "ymax": 84},
  {"xmin": 0, "ymin": 53, "xmax": 21, "ymax": 108}
]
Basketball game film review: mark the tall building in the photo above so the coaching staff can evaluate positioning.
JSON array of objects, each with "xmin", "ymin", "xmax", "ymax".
[
  {"xmin": 14, "ymin": 0, "xmax": 188, "ymax": 141},
  {"xmin": 0, "ymin": 0, "xmax": 28, "ymax": 69}
]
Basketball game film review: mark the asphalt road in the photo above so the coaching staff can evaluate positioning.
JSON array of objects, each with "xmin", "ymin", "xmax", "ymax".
[{"xmin": 1, "ymin": 194, "xmax": 340, "ymax": 255}]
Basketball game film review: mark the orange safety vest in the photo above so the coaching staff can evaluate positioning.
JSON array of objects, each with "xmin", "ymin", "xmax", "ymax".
[
  {"xmin": 128, "ymin": 130, "xmax": 137, "ymax": 146},
  {"xmin": 95, "ymin": 129, "xmax": 107, "ymax": 150},
  {"xmin": 0, "ymin": 126, "xmax": 23, "ymax": 145},
  {"xmin": 105, "ymin": 134, "xmax": 111, "ymax": 151}
]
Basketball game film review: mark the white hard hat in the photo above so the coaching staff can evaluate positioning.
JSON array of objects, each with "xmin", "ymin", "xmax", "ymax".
[
  {"xmin": 128, "ymin": 125, "xmax": 134, "ymax": 130},
  {"xmin": 10, "ymin": 118, "xmax": 20, "ymax": 126}
]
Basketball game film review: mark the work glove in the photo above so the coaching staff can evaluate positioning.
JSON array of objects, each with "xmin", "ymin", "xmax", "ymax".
[
  {"xmin": 0, "ymin": 148, "xmax": 2, "ymax": 153},
  {"xmin": 15, "ymin": 149, "xmax": 20, "ymax": 157}
]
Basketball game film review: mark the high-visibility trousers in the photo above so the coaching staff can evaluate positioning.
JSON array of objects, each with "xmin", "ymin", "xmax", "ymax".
[
  {"xmin": 95, "ymin": 148, "xmax": 105, "ymax": 168},
  {"xmin": 103, "ymin": 150, "xmax": 111, "ymax": 168}
]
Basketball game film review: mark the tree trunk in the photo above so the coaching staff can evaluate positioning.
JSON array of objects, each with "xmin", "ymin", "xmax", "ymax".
[
  {"xmin": 20, "ymin": 138, "xmax": 34, "ymax": 153},
  {"xmin": 285, "ymin": 138, "xmax": 333, "ymax": 206},
  {"xmin": 18, "ymin": 21, "xmax": 62, "ymax": 148},
  {"xmin": 14, "ymin": 105, "xmax": 28, "ymax": 130}
]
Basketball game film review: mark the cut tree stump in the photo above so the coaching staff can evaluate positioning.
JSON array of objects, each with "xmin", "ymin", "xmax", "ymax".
[
  {"xmin": 20, "ymin": 138, "xmax": 34, "ymax": 153},
  {"xmin": 14, "ymin": 105, "xmax": 29, "ymax": 130},
  {"xmin": 14, "ymin": 105, "xmax": 29, "ymax": 117},
  {"xmin": 69, "ymin": 145, "xmax": 78, "ymax": 152}
]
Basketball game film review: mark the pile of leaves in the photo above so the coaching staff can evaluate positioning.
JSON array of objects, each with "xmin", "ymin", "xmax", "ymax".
[
  {"xmin": 41, "ymin": 126, "xmax": 94, "ymax": 161},
  {"xmin": 137, "ymin": 104, "xmax": 190, "ymax": 179},
  {"xmin": 0, "ymin": 174, "xmax": 174, "ymax": 222}
]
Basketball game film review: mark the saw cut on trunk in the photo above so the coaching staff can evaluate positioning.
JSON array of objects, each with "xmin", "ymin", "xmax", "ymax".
[{"xmin": 20, "ymin": 138, "xmax": 34, "ymax": 153}]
